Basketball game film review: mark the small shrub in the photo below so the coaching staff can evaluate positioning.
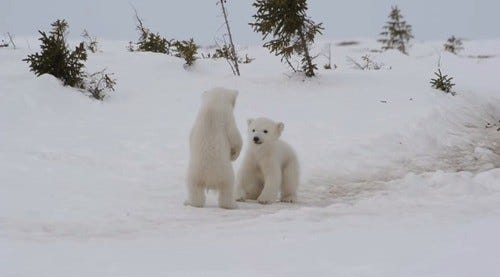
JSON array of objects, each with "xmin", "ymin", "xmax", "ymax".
[
  {"xmin": 85, "ymin": 69, "xmax": 116, "ymax": 100},
  {"xmin": 173, "ymin": 38, "xmax": 198, "ymax": 66},
  {"xmin": 137, "ymin": 32, "xmax": 172, "ymax": 54},
  {"xmin": 131, "ymin": 8, "xmax": 172, "ymax": 54},
  {"xmin": 127, "ymin": 41, "xmax": 135, "ymax": 52},
  {"xmin": 212, "ymin": 45, "xmax": 254, "ymax": 64},
  {"xmin": 430, "ymin": 69, "xmax": 456, "ymax": 95},
  {"xmin": 0, "ymin": 33, "xmax": 17, "ymax": 49},
  {"xmin": 23, "ymin": 19, "xmax": 87, "ymax": 88},
  {"xmin": 241, "ymin": 54, "xmax": 254, "ymax": 64},
  {"xmin": 82, "ymin": 29, "xmax": 99, "ymax": 53},
  {"xmin": 320, "ymin": 43, "xmax": 332, "ymax": 70},
  {"xmin": 347, "ymin": 55, "xmax": 382, "ymax": 70},
  {"xmin": 444, "ymin": 36, "xmax": 463, "ymax": 55},
  {"xmin": 213, "ymin": 44, "xmax": 232, "ymax": 59}
]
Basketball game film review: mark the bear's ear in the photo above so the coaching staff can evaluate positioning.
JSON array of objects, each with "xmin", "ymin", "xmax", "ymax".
[
  {"xmin": 247, "ymin": 118, "xmax": 254, "ymax": 126},
  {"xmin": 277, "ymin": 122, "xmax": 285, "ymax": 136}
]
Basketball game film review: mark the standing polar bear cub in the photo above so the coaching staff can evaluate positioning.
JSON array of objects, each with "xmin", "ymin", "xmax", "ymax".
[
  {"xmin": 237, "ymin": 117, "xmax": 300, "ymax": 204},
  {"xmin": 185, "ymin": 87, "xmax": 242, "ymax": 209}
]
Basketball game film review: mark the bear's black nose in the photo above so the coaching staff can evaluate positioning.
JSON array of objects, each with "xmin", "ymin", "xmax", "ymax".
[{"xmin": 253, "ymin": 136, "xmax": 260, "ymax": 143}]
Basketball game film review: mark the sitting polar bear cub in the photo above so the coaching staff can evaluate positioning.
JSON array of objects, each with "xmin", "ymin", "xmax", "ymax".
[
  {"xmin": 237, "ymin": 117, "xmax": 299, "ymax": 204},
  {"xmin": 185, "ymin": 87, "xmax": 242, "ymax": 209}
]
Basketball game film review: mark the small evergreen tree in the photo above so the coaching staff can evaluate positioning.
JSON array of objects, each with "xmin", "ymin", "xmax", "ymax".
[
  {"xmin": 250, "ymin": 0, "xmax": 323, "ymax": 77},
  {"xmin": 24, "ymin": 20, "xmax": 116, "ymax": 101},
  {"xmin": 23, "ymin": 19, "xmax": 87, "ymax": 88},
  {"xmin": 430, "ymin": 69, "xmax": 456, "ymax": 95},
  {"xmin": 173, "ymin": 38, "xmax": 198, "ymax": 66},
  {"xmin": 443, "ymin": 36, "xmax": 463, "ymax": 54},
  {"xmin": 378, "ymin": 6, "xmax": 413, "ymax": 55}
]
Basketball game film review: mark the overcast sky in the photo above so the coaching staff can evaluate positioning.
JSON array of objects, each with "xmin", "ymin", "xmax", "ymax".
[{"xmin": 1, "ymin": 0, "xmax": 499, "ymax": 45}]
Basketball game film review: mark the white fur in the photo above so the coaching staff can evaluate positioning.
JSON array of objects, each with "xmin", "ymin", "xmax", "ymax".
[
  {"xmin": 237, "ymin": 117, "xmax": 299, "ymax": 204},
  {"xmin": 185, "ymin": 87, "xmax": 242, "ymax": 209}
]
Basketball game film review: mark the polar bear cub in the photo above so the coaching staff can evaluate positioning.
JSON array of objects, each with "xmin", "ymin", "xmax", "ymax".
[
  {"xmin": 185, "ymin": 87, "xmax": 242, "ymax": 209},
  {"xmin": 237, "ymin": 117, "xmax": 299, "ymax": 204}
]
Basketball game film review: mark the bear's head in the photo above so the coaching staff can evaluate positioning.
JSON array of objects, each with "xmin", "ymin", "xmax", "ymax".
[
  {"xmin": 202, "ymin": 87, "xmax": 238, "ymax": 109},
  {"xmin": 247, "ymin": 117, "xmax": 284, "ymax": 146}
]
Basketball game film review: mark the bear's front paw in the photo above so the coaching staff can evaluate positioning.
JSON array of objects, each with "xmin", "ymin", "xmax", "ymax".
[
  {"xmin": 257, "ymin": 197, "xmax": 274, "ymax": 205},
  {"xmin": 280, "ymin": 195, "xmax": 296, "ymax": 203}
]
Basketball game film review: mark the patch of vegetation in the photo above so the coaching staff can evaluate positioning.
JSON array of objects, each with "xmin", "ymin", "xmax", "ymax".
[
  {"xmin": 430, "ymin": 69, "xmax": 456, "ymax": 95},
  {"xmin": 173, "ymin": 38, "xmax": 198, "ymax": 66},
  {"xmin": 443, "ymin": 36, "xmax": 463, "ymax": 55},
  {"xmin": 211, "ymin": 45, "xmax": 254, "ymax": 64},
  {"xmin": 347, "ymin": 55, "xmax": 383, "ymax": 70},
  {"xmin": 85, "ymin": 69, "xmax": 117, "ymax": 100}
]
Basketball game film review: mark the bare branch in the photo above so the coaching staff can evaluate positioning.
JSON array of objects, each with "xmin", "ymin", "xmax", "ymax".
[
  {"xmin": 130, "ymin": 4, "xmax": 148, "ymax": 36},
  {"xmin": 285, "ymin": 58, "xmax": 297, "ymax": 72},
  {"xmin": 218, "ymin": 0, "xmax": 240, "ymax": 76},
  {"xmin": 346, "ymin": 56, "xmax": 364, "ymax": 70},
  {"xmin": 7, "ymin": 32, "xmax": 16, "ymax": 49}
]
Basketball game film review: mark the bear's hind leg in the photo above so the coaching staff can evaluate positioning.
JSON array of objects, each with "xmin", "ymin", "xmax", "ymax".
[
  {"xmin": 219, "ymin": 181, "xmax": 237, "ymax": 209},
  {"xmin": 185, "ymin": 181, "xmax": 206, "ymax": 208}
]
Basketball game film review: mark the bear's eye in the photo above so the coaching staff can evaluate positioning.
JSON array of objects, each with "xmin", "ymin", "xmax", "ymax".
[
  {"xmin": 252, "ymin": 129, "xmax": 255, "ymax": 132},
  {"xmin": 263, "ymin": 130, "xmax": 268, "ymax": 134}
]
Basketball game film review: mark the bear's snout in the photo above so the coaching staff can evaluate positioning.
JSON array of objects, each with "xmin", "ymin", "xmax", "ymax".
[{"xmin": 253, "ymin": 136, "xmax": 262, "ymax": 144}]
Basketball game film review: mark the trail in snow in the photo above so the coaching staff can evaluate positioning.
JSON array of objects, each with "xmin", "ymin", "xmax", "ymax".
[{"xmin": 1, "ymin": 38, "xmax": 500, "ymax": 277}]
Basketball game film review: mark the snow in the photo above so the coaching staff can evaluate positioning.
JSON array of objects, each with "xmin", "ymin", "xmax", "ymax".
[{"xmin": 1, "ymin": 38, "xmax": 500, "ymax": 276}]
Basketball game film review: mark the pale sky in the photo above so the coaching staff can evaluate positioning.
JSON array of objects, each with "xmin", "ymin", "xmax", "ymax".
[{"xmin": 1, "ymin": 0, "xmax": 499, "ymax": 45}]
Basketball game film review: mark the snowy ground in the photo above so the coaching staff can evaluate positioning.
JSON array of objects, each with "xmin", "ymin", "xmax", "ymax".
[{"xmin": 1, "ymin": 38, "xmax": 500, "ymax": 276}]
